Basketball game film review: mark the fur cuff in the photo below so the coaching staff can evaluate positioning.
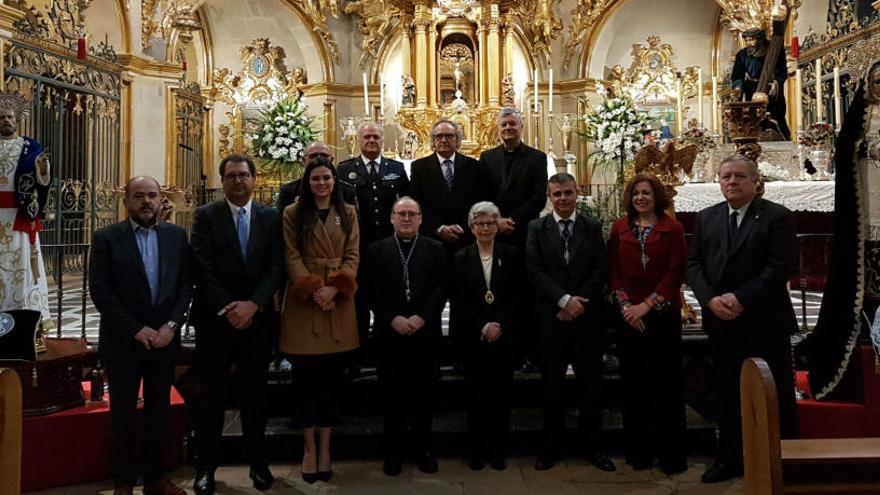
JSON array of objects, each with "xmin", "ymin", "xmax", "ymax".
[
  {"xmin": 327, "ymin": 271, "xmax": 357, "ymax": 300},
  {"xmin": 292, "ymin": 273, "xmax": 324, "ymax": 302}
]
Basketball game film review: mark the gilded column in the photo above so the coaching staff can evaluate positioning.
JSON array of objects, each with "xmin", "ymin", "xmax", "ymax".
[
  {"xmin": 477, "ymin": 22, "xmax": 487, "ymax": 105},
  {"xmin": 413, "ymin": 5, "xmax": 430, "ymax": 108},
  {"xmin": 502, "ymin": 14, "xmax": 515, "ymax": 81},
  {"xmin": 427, "ymin": 21, "xmax": 438, "ymax": 107},
  {"xmin": 401, "ymin": 15, "xmax": 414, "ymax": 84},
  {"xmin": 486, "ymin": 3, "xmax": 501, "ymax": 106}
]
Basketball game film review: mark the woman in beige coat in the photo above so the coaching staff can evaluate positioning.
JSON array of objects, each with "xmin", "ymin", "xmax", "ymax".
[{"xmin": 281, "ymin": 156, "xmax": 359, "ymax": 483}]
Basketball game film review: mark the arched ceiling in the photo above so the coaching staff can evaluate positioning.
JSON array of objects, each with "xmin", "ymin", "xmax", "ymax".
[{"xmin": 586, "ymin": 0, "xmax": 720, "ymax": 78}]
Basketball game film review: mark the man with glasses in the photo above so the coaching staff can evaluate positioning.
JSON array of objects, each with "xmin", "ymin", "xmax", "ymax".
[
  {"xmin": 338, "ymin": 123, "xmax": 409, "ymax": 354},
  {"xmin": 190, "ymin": 154, "xmax": 284, "ymax": 494},
  {"xmin": 409, "ymin": 120, "xmax": 493, "ymax": 253},
  {"xmin": 362, "ymin": 197, "xmax": 448, "ymax": 476},
  {"xmin": 276, "ymin": 141, "xmax": 356, "ymax": 212}
]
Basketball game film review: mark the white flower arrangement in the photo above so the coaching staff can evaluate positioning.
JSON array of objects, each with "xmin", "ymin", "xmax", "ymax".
[
  {"xmin": 249, "ymin": 97, "xmax": 319, "ymax": 180},
  {"xmin": 582, "ymin": 83, "xmax": 653, "ymax": 171}
]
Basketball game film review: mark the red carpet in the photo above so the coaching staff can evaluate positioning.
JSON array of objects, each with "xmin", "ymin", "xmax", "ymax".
[{"xmin": 22, "ymin": 381, "xmax": 186, "ymax": 492}]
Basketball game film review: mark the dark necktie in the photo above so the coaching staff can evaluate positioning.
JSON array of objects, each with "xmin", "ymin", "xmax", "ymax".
[
  {"xmin": 237, "ymin": 207, "xmax": 248, "ymax": 259},
  {"xmin": 368, "ymin": 160, "xmax": 378, "ymax": 183},
  {"xmin": 728, "ymin": 210, "xmax": 739, "ymax": 248},
  {"xmin": 443, "ymin": 159, "xmax": 454, "ymax": 190},
  {"xmin": 560, "ymin": 219, "xmax": 572, "ymax": 264}
]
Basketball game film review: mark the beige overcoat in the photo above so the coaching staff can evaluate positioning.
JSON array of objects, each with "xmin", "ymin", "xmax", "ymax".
[{"xmin": 280, "ymin": 202, "xmax": 359, "ymax": 355}]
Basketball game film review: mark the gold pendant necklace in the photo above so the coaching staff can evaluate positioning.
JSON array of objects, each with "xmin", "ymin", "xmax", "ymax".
[{"xmin": 485, "ymin": 290, "xmax": 495, "ymax": 304}]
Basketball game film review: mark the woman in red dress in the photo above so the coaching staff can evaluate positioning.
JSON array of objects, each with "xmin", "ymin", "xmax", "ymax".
[{"xmin": 607, "ymin": 173, "xmax": 688, "ymax": 474}]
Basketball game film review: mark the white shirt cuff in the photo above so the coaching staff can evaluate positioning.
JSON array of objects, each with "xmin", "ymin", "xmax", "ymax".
[
  {"xmin": 557, "ymin": 294, "xmax": 571, "ymax": 309},
  {"xmin": 436, "ymin": 225, "xmax": 444, "ymax": 234}
]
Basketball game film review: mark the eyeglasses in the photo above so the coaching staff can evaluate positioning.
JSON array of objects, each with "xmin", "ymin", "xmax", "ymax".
[
  {"xmin": 393, "ymin": 211, "xmax": 421, "ymax": 218},
  {"xmin": 473, "ymin": 221, "xmax": 497, "ymax": 228},
  {"xmin": 223, "ymin": 173, "xmax": 252, "ymax": 182},
  {"xmin": 432, "ymin": 133, "xmax": 456, "ymax": 141}
]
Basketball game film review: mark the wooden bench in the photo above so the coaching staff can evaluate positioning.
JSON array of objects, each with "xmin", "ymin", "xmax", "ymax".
[
  {"xmin": 741, "ymin": 357, "xmax": 880, "ymax": 494},
  {"xmin": 0, "ymin": 368, "xmax": 22, "ymax": 495}
]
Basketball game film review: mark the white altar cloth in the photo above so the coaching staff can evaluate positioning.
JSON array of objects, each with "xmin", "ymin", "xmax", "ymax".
[{"xmin": 674, "ymin": 181, "xmax": 835, "ymax": 213}]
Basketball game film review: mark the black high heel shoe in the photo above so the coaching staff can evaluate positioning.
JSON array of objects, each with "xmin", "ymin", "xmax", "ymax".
[
  {"xmin": 317, "ymin": 470, "xmax": 333, "ymax": 482},
  {"xmin": 301, "ymin": 472, "xmax": 318, "ymax": 484}
]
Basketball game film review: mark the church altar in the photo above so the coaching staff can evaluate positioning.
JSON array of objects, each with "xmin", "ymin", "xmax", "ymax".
[{"xmin": 674, "ymin": 180, "xmax": 835, "ymax": 213}]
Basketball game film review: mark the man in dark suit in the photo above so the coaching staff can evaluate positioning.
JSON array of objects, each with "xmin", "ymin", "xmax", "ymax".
[
  {"xmin": 89, "ymin": 176, "xmax": 191, "ymax": 495},
  {"xmin": 525, "ymin": 173, "xmax": 615, "ymax": 472},
  {"xmin": 362, "ymin": 196, "xmax": 448, "ymax": 477},
  {"xmin": 190, "ymin": 154, "xmax": 284, "ymax": 494},
  {"xmin": 479, "ymin": 107, "xmax": 548, "ymax": 249},
  {"xmin": 687, "ymin": 154, "xmax": 798, "ymax": 483},
  {"xmin": 409, "ymin": 119, "xmax": 493, "ymax": 253},
  {"xmin": 276, "ymin": 141, "xmax": 356, "ymax": 211},
  {"xmin": 338, "ymin": 122, "xmax": 409, "ymax": 353}
]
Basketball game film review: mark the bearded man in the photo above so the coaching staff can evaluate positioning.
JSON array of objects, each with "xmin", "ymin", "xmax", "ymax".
[{"xmin": 731, "ymin": 28, "xmax": 791, "ymax": 139}]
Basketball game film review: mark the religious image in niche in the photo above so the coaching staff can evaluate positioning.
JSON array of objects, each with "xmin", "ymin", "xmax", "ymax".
[{"xmin": 730, "ymin": 28, "xmax": 791, "ymax": 140}]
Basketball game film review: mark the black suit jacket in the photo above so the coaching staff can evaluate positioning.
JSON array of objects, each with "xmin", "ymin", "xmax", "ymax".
[
  {"xmin": 409, "ymin": 153, "xmax": 493, "ymax": 250},
  {"xmin": 686, "ymin": 198, "xmax": 797, "ymax": 336},
  {"xmin": 479, "ymin": 143, "xmax": 548, "ymax": 247},
  {"xmin": 337, "ymin": 156, "xmax": 409, "ymax": 247},
  {"xmin": 89, "ymin": 220, "xmax": 192, "ymax": 360},
  {"xmin": 189, "ymin": 200, "xmax": 284, "ymax": 329},
  {"xmin": 451, "ymin": 242, "xmax": 524, "ymax": 353},
  {"xmin": 362, "ymin": 236, "xmax": 448, "ymax": 342},
  {"xmin": 525, "ymin": 213, "xmax": 607, "ymax": 331}
]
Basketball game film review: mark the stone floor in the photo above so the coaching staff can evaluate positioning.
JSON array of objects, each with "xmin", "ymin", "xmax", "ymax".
[{"xmin": 30, "ymin": 456, "xmax": 743, "ymax": 494}]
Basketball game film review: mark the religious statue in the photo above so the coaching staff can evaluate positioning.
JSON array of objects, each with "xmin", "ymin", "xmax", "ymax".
[
  {"xmin": 501, "ymin": 73, "xmax": 516, "ymax": 107},
  {"xmin": 731, "ymin": 28, "xmax": 791, "ymax": 139},
  {"xmin": 0, "ymin": 91, "xmax": 51, "ymax": 360},
  {"xmin": 806, "ymin": 41, "xmax": 880, "ymax": 401},
  {"xmin": 401, "ymin": 73, "xmax": 416, "ymax": 108}
]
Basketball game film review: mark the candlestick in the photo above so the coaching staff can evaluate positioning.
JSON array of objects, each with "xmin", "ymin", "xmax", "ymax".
[
  {"xmin": 676, "ymin": 80, "xmax": 683, "ymax": 134},
  {"xmin": 548, "ymin": 69, "xmax": 553, "ymax": 113},
  {"xmin": 533, "ymin": 68, "xmax": 538, "ymax": 113},
  {"xmin": 795, "ymin": 69, "xmax": 803, "ymax": 133},
  {"xmin": 362, "ymin": 72, "xmax": 370, "ymax": 117},
  {"xmin": 533, "ymin": 112, "xmax": 540, "ymax": 149},
  {"xmin": 712, "ymin": 76, "xmax": 718, "ymax": 133},
  {"xmin": 815, "ymin": 58, "xmax": 823, "ymax": 122},
  {"xmin": 833, "ymin": 66, "xmax": 841, "ymax": 131},
  {"xmin": 547, "ymin": 111, "xmax": 555, "ymax": 157},
  {"xmin": 379, "ymin": 74, "xmax": 385, "ymax": 117},
  {"xmin": 697, "ymin": 68, "xmax": 703, "ymax": 126}
]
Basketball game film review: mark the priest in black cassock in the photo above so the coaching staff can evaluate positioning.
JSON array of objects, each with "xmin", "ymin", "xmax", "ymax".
[
  {"xmin": 731, "ymin": 28, "xmax": 791, "ymax": 139},
  {"xmin": 362, "ymin": 196, "xmax": 448, "ymax": 477}
]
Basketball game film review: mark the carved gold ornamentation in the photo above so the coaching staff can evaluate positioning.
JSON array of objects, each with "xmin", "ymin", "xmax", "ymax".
[
  {"xmin": 562, "ymin": 0, "xmax": 608, "ymax": 70},
  {"xmin": 715, "ymin": 0, "xmax": 800, "ymax": 35},
  {"xmin": 613, "ymin": 36, "xmax": 698, "ymax": 105},
  {"xmin": 844, "ymin": 37, "xmax": 880, "ymax": 84},
  {"xmin": 141, "ymin": 0, "xmax": 201, "ymax": 53},
  {"xmin": 5, "ymin": 43, "xmax": 122, "ymax": 97},
  {"xmin": 291, "ymin": 0, "xmax": 340, "ymax": 64},
  {"xmin": 514, "ymin": 0, "xmax": 562, "ymax": 62},
  {"xmin": 211, "ymin": 38, "xmax": 308, "ymax": 106},
  {"xmin": 9, "ymin": 0, "xmax": 118, "ymax": 64},
  {"xmin": 344, "ymin": 0, "xmax": 399, "ymax": 68},
  {"xmin": 501, "ymin": 73, "xmax": 515, "ymax": 107},
  {"xmin": 397, "ymin": 107, "xmax": 441, "ymax": 158},
  {"xmin": 723, "ymin": 101, "xmax": 767, "ymax": 160}
]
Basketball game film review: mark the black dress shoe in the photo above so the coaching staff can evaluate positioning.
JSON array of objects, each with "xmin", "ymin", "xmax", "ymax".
[
  {"xmin": 489, "ymin": 457, "xmax": 507, "ymax": 471},
  {"xmin": 625, "ymin": 456, "xmax": 652, "ymax": 471},
  {"xmin": 383, "ymin": 459, "xmax": 402, "ymax": 476},
  {"xmin": 317, "ymin": 470, "xmax": 333, "ymax": 482},
  {"xmin": 193, "ymin": 469, "xmax": 215, "ymax": 495},
  {"xmin": 301, "ymin": 472, "xmax": 318, "ymax": 484},
  {"xmin": 534, "ymin": 454, "xmax": 558, "ymax": 471},
  {"xmin": 415, "ymin": 450, "xmax": 439, "ymax": 473},
  {"xmin": 586, "ymin": 451, "xmax": 617, "ymax": 472},
  {"xmin": 701, "ymin": 462, "xmax": 743, "ymax": 483},
  {"xmin": 249, "ymin": 464, "xmax": 274, "ymax": 491},
  {"xmin": 468, "ymin": 455, "xmax": 484, "ymax": 471}
]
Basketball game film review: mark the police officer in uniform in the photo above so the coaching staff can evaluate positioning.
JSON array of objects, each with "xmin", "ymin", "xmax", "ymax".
[{"xmin": 338, "ymin": 122, "xmax": 409, "ymax": 360}]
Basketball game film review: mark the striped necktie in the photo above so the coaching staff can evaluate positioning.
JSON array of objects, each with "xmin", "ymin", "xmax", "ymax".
[{"xmin": 442, "ymin": 159, "xmax": 454, "ymax": 190}]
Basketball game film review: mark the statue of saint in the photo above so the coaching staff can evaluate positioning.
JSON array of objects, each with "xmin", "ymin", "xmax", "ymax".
[
  {"xmin": 731, "ymin": 28, "xmax": 791, "ymax": 139},
  {"xmin": 0, "ymin": 91, "xmax": 51, "ymax": 360},
  {"xmin": 501, "ymin": 73, "xmax": 516, "ymax": 107},
  {"xmin": 401, "ymin": 73, "xmax": 416, "ymax": 108}
]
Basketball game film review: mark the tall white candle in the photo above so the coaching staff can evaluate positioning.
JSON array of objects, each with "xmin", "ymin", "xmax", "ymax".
[
  {"xmin": 676, "ymin": 80, "xmax": 683, "ymax": 133},
  {"xmin": 697, "ymin": 68, "xmax": 703, "ymax": 127},
  {"xmin": 795, "ymin": 69, "xmax": 803, "ymax": 133},
  {"xmin": 815, "ymin": 58, "xmax": 823, "ymax": 122},
  {"xmin": 379, "ymin": 74, "xmax": 385, "ymax": 117},
  {"xmin": 712, "ymin": 76, "xmax": 718, "ymax": 133},
  {"xmin": 362, "ymin": 72, "xmax": 370, "ymax": 117},
  {"xmin": 548, "ymin": 69, "xmax": 553, "ymax": 112},
  {"xmin": 833, "ymin": 66, "xmax": 841, "ymax": 130},
  {"xmin": 533, "ymin": 68, "xmax": 539, "ymax": 113}
]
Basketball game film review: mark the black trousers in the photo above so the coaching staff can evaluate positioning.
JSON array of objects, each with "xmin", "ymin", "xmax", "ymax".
[
  {"xmin": 709, "ymin": 324, "xmax": 797, "ymax": 468},
  {"xmin": 537, "ymin": 320, "xmax": 605, "ymax": 456},
  {"xmin": 290, "ymin": 352, "xmax": 350, "ymax": 427},
  {"xmin": 195, "ymin": 317, "xmax": 271, "ymax": 470},
  {"xmin": 463, "ymin": 340, "xmax": 514, "ymax": 459},
  {"xmin": 377, "ymin": 331, "xmax": 438, "ymax": 460},
  {"xmin": 618, "ymin": 310, "xmax": 687, "ymax": 470},
  {"xmin": 106, "ymin": 344, "xmax": 176, "ymax": 485}
]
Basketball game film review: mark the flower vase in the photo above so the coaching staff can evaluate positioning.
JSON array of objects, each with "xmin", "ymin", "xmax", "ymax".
[{"xmin": 810, "ymin": 149, "xmax": 832, "ymax": 180}]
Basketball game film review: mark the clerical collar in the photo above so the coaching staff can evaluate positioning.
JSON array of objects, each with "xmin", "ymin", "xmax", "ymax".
[
  {"xmin": 503, "ymin": 142, "xmax": 521, "ymax": 153},
  {"xmin": 436, "ymin": 152, "xmax": 456, "ymax": 164}
]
